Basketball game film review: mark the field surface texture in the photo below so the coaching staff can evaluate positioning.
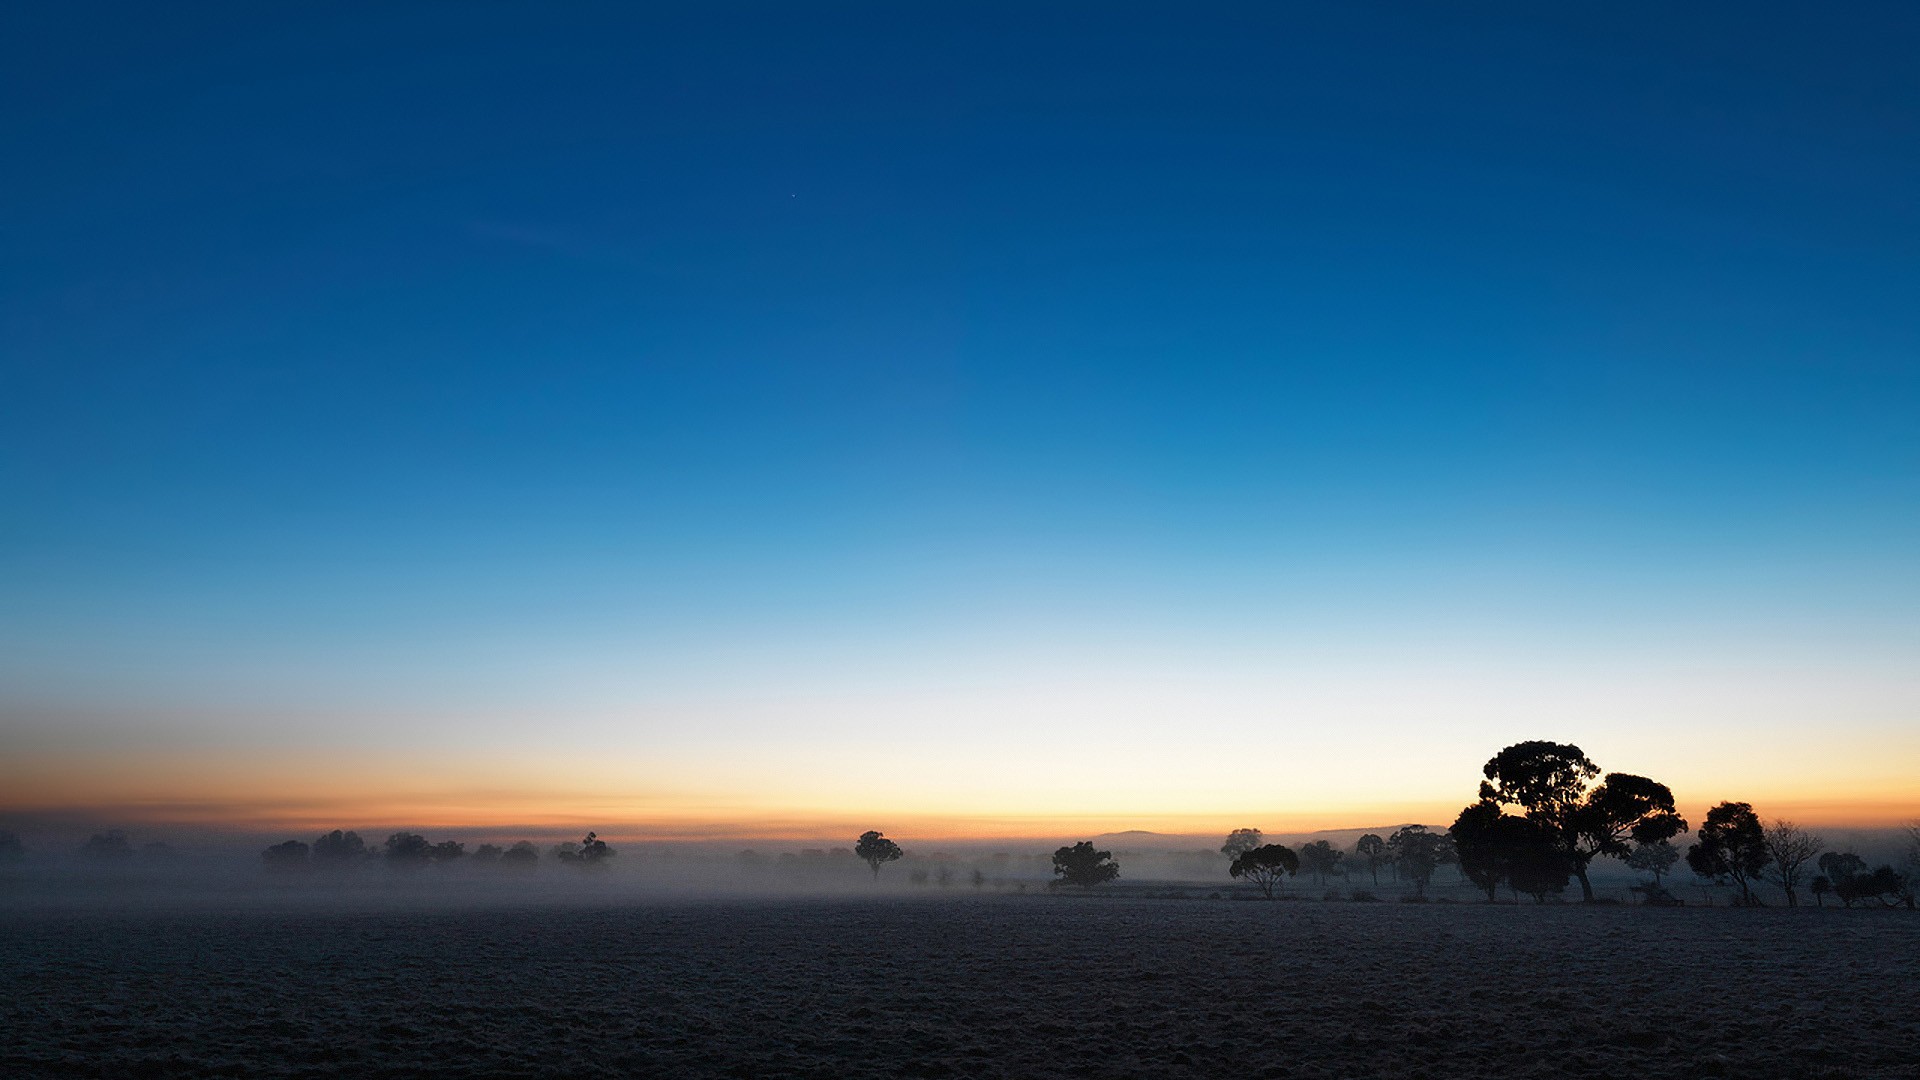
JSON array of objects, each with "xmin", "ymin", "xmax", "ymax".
[{"xmin": 3, "ymin": 897, "xmax": 1916, "ymax": 1079}]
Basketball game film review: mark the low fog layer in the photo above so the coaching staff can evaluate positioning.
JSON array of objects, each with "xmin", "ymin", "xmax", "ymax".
[{"xmin": 3, "ymin": 820, "xmax": 1916, "ymax": 915}]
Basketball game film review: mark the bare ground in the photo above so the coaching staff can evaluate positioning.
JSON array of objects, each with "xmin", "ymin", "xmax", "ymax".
[{"xmin": 2, "ymin": 896, "xmax": 1915, "ymax": 1079}]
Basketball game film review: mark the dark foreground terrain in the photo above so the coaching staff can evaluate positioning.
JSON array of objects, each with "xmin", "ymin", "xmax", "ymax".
[{"xmin": 4, "ymin": 896, "xmax": 1916, "ymax": 1079}]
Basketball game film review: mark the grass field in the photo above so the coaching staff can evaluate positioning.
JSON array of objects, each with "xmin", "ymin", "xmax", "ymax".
[{"xmin": 4, "ymin": 895, "xmax": 1916, "ymax": 1079}]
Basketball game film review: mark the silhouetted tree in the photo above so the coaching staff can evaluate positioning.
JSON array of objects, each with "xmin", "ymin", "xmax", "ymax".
[
  {"xmin": 1451, "ymin": 800, "xmax": 1515, "ymax": 902},
  {"xmin": 81, "ymin": 832, "xmax": 134, "ymax": 859},
  {"xmin": 429, "ymin": 840, "xmax": 466, "ymax": 864},
  {"xmin": 500, "ymin": 840, "xmax": 539, "ymax": 868},
  {"xmin": 1505, "ymin": 824, "xmax": 1573, "ymax": 903},
  {"xmin": 0, "ymin": 830, "xmax": 22, "ymax": 863},
  {"xmin": 855, "ymin": 831, "xmax": 903, "ymax": 879},
  {"xmin": 1221, "ymin": 828, "xmax": 1263, "ymax": 861},
  {"xmin": 1298, "ymin": 840, "xmax": 1344, "ymax": 885},
  {"xmin": 1818, "ymin": 853, "xmax": 1867, "ymax": 907},
  {"xmin": 1052, "ymin": 841, "xmax": 1120, "ymax": 888},
  {"xmin": 471, "ymin": 844, "xmax": 504, "ymax": 865},
  {"xmin": 1625, "ymin": 839, "xmax": 1680, "ymax": 886},
  {"xmin": 1354, "ymin": 834, "xmax": 1387, "ymax": 885},
  {"xmin": 1761, "ymin": 819, "xmax": 1821, "ymax": 907},
  {"xmin": 1810, "ymin": 875, "xmax": 1831, "ymax": 907},
  {"xmin": 1387, "ymin": 825, "xmax": 1444, "ymax": 897},
  {"xmin": 312, "ymin": 830, "xmax": 367, "ymax": 865},
  {"xmin": 1228, "ymin": 843, "xmax": 1299, "ymax": 899},
  {"xmin": 261, "ymin": 839, "xmax": 310, "ymax": 871},
  {"xmin": 1687, "ymin": 802, "xmax": 1768, "ymax": 905},
  {"xmin": 385, "ymin": 832, "xmax": 433, "ymax": 867},
  {"xmin": 1452, "ymin": 801, "xmax": 1567, "ymax": 902},
  {"xmin": 1479, "ymin": 741, "xmax": 1687, "ymax": 902},
  {"xmin": 557, "ymin": 832, "xmax": 614, "ymax": 866}
]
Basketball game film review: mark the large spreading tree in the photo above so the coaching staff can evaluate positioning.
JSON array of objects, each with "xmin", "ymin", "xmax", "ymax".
[
  {"xmin": 1478, "ymin": 740, "xmax": 1688, "ymax": 902},
  {"xmin": 1052, "ymin": 841, "xmax": 1120, "ymax": 888},
  {"xmin": 1229, "ymin": 843, "xmax": 1299, "ymax": 899}
]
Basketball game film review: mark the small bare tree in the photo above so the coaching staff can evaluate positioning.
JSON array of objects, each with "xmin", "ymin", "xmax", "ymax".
[{"xmin": 1762, "ymin": 819, "xmax": 1822, "ymax": 908}]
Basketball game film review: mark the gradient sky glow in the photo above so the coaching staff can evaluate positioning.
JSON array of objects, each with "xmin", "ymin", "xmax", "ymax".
[{"xmin": 4, "ymin": 4, "xmax": 1918, "ymax": 838}]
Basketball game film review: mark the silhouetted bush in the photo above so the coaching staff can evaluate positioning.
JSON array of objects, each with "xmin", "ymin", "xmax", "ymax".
[
  {"xmin": 1052, "ymin": 841, "xmax": 1120, "ymax": 888},
  {"xmin": 80, "ymin": 832, "xmax": 133, "ymax": 859},
  {"xmin": 262, "ymin": 839, "xmax": 310, "ymax": 871}
]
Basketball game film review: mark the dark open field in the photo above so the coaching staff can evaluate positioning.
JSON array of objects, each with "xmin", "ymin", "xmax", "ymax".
[{"xmin": 4, "ymin": 896, "xmax": 1916, "ymax": 1079}]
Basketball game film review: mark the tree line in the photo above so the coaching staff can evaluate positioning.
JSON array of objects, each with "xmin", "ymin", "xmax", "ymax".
[
  {"xmin": 1219, "ymin": 741, "xmax": 1920, "ymax": 907},
  {"xmin": 260, "ymin": 830, "xmax": 614, "ymax": 871}
]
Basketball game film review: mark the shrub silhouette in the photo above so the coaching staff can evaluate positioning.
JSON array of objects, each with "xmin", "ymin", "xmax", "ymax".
[
  {"xmin": 1298, "ymin": 840, "xmax": 1344, "ymax": 885},
  {"xmin": 312, "ymin": 830, "xmax": 368, "ymax": 865},
  {"xmin": 1353, "ymin": 834, "xmax": 1387, "ymax": 885},
  {"xmin": 1052, "ymin": 841, "xmax": 1120, "ymax": 888},
  {"xmin": 1220, "ymin": 828, "xmax": 1263, "ymax": 861},
  {"xmin": 1761, "ymin": 820, "xmax": 1822, "ymax": 907},
  {"xmin": 1479, "ymin": 740, "xmax": 1687, "ymax": 902},
  {"xmin": 81, "ymin": 832, "xmax": 134, "ymax": 859},
  {"xmin": 1228, "ymin": 843, "xmax": 1298, "ymax": 899},
  {"xmin": 1686, "ymin": 802, "xmax": 1769, "ymax": 905},
  {"xmin": 855, "ymin": 831, "xmax": 903, "ymax": 879},
  {"xmin": 261, "ymin": 839, "xmax": 310, "ymax": 871}
]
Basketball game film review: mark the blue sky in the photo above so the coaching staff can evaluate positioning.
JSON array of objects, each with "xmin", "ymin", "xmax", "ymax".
[{"xmin": 3, "ymin": 4, "xmax": 1917, "ymax": 831}]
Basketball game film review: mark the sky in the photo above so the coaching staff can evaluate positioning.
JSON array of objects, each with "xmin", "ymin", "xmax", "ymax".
[{"xmin": 3, "ymin": 3, "xmax": 1917, "ymax": 841}]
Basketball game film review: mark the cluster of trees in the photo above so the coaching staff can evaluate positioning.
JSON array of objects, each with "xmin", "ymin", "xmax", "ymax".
[
  {"xmin": 1210, "ymin": 742, "xmax": 1920, "ymax": 909},
  {"xmin": 1223, "ymin": 825, "xmax": 1450, "ymax": 899},
  {"xmin": 1446, "ymin": 741, "xmax": 1687, "ymax": 903},
  {"xmin": 1443, "ymin": 741, "xmax": 1919, "ymax": 907},
  {"xmin": 260, "ymin": 830, "xmax": 614, "ymax": 871},
  {"xmin": 1685, "ymin": 804, "xmax": 1913, "ymax": 908}
]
